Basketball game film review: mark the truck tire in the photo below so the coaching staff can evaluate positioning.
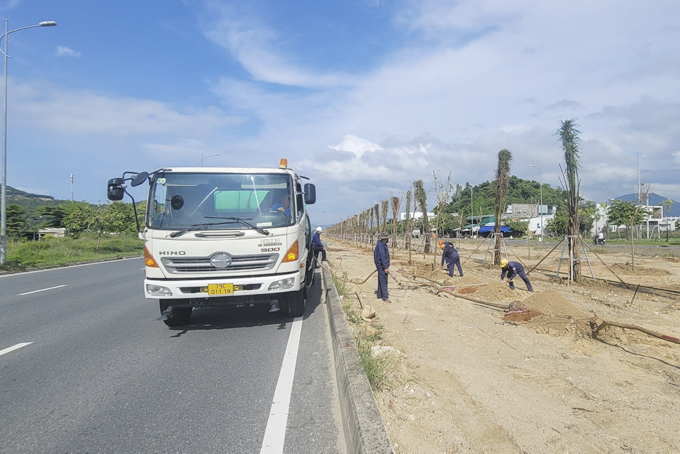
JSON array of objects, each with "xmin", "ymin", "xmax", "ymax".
[
  {"xmin": 159, "ymin": 300, "xmax": 192, "ymax": 327},
  {"xmin": 287, "ymin": 288, "xmax": 306, "ymax": 318}
]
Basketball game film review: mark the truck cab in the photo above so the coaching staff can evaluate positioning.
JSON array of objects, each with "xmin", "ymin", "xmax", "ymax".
[{"xmin": 107, "ymin": 160, "xmax": 316, "ymax": 326}]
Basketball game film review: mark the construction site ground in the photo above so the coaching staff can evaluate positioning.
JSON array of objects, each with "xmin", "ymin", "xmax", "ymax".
[{"xmin": 326, "ymin": 238, "xmax": 680, "ymax": 453}]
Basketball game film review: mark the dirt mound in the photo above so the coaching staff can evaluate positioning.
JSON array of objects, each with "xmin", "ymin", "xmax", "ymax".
[
  {"xmin": 469, "ymin": 282, "xmax": 519, "ymax": 301},
  {"xmin": 520, "ymin": 290, "xmax": 593, "ymax": 339},
  {"xmin": 504, "ymin": 308, "xmax": 542, "ymax": 322},
  {"xmin": 522, "ymin": 290, "xmax": 589, "ymax": 318}
]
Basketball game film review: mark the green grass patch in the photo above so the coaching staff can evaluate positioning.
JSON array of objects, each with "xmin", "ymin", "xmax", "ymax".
[
  {"xmin": 332, "ymin": 270, "xmax": 351, "ymax": 297},
  {"xmin": 1, "ymin": 233, "xmax": 143, "ymax": 271},
  {"xmin": 355, "ymin": 334, "xmax": 392, "ymax": 391}
]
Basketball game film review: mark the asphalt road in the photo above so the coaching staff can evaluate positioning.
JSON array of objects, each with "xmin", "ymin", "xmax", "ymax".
[{"xmin": 0, "ymin": 259, "xmax": 343, "ymax": 454}]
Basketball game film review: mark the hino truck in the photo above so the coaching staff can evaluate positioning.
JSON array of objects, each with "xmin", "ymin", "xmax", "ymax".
[{"xmin": 106, "ymin": 159, "xmax": 317, "ymax": 326}]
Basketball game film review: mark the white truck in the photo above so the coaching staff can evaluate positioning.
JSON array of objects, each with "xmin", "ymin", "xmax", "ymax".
[{"xmin": 106, "ymin": 159, "xmax": 317, "ymax": 326}]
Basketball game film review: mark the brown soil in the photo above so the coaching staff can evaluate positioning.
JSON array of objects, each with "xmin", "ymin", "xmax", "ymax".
[{"xmin": 328, "ymin": 239, "xmax": 680, "ymax": 453}]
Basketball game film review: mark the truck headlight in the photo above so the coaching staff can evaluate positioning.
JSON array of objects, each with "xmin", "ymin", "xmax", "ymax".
[
  {"xmin": 268, "ymin": 278, "xmax": 295, "ymax": 291},
  {"xmin": 147, "ymin": 284, "xmax": 173, "ymax": 296}
]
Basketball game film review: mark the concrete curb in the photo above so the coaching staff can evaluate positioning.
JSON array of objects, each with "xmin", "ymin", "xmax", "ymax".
[{"xmin": 321, "ymin": 267, "xmax": 394, "ymax": 454}]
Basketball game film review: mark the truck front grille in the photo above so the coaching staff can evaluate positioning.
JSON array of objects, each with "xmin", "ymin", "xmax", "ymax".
[{"xmin": 161, "ymin": 253, "xmax": 278, "ymax": 274}]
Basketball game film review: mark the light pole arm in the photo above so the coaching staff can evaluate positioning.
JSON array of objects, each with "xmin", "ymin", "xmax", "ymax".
[{"xmin": 0, "ymin": 22, "xmax": 56, "ymax": 55}]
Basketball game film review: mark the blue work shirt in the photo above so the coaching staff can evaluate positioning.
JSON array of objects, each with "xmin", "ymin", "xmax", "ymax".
[
  {"xmin": 374, "ymin": 240, "xmax": 390, "ymax": 271},
  {"xmin": 312, "ymin": 232, "xmax": 323, "ymax": 248},
  {"xmin": 501, "ymin": 261, "xmax": 525, "ymax": 280},
  {"xmin": 441, "ymin": 242, "xmax": 459, "ymax": 266}
]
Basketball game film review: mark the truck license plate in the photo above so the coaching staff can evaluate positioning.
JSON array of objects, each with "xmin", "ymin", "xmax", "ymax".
[{"xmin": 207, "ymin": 283, "xmax": 234, "ymax": 295}]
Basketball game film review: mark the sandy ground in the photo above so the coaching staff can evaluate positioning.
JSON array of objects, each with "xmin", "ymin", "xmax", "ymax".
[{"xmin": 326, "ymin": 238, "xmax": 680, "ymax": 453}]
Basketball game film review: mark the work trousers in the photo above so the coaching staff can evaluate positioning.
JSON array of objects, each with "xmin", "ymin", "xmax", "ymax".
[
  {"xmin": 376, "ymin": 268, "xmax": 389, "ymax": 300},
  {"xmin": 508, "ymin": 269, "xmax": 533, "ymax": 291},
  {"xmin": 313, "ymin": 247, "xmax": 326, "ymax": 265},
  {"xmin": 446, "ymin": 258, "xmax": 463, "ymax": 277}
]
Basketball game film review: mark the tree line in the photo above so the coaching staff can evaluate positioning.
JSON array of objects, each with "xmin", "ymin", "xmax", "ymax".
[{"xmin": 2, "ymin": 200, "xmax": 145, "ymax": 239}]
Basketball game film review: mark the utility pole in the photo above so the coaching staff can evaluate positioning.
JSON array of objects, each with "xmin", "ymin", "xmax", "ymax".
[{"xmin": 70, "ymin": 173, "xmax": 74, "ymax": 201}]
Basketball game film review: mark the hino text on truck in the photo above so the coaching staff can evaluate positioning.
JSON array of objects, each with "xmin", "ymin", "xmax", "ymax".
[{"xmin": 107, "ymin": 159, "xmax": 317, "ymax": 327}]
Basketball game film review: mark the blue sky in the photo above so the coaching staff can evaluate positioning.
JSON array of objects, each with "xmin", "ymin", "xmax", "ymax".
[{"xmin": 3, "ymin": 0, "xmax": 680, "ymax": 225}]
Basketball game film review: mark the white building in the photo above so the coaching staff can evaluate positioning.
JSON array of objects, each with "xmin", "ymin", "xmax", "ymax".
[{"xmin": 399, "ymin": 211, "xmax": 435, "ymax": 221}]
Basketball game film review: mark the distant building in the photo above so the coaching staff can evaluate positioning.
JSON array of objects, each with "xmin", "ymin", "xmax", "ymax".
[
  {"xmin": 507, "ymin": 203, "xmax": 556, "ymax": 218},
  {"xmin": 38, "ymin": 228, "xmax": 66, "ymax": 239},
  {"xmin": 399, "ymin": 211, "xmax": 435, "ymax": 221}
]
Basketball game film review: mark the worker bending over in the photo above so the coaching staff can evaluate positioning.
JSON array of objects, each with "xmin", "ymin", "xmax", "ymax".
[
  {"xmin": 500, "ymin": 258, "xmax": 533, "ymax": 291},
  {"xmin": 440, "ymin": 241, "xmax": 463, "ymax": 277}
]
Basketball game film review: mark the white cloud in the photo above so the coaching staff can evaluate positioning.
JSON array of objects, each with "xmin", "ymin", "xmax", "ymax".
[
  {"xmin": 327, "ymin": 135, "xmax": 382, "ymax": 159},
  {"xmin": 11, "ymin": 0, "xmax": 680, "ymax": 219},
  {"xmin": 200, "ymin": 4, "xmax": 358, "ymax": 88},
  {"xmin": 56, "ymin": 46, "xmax": 81, "ymax": 57},
  {"xmin": 12, "ymin": 80, "xmax": 244, "ymax": 136},
  {"xmin": 0, "ymin": 0, "xmax": 21, "ymax": 12}
]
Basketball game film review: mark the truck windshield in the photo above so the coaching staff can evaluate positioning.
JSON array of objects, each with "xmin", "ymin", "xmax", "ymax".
[{"xmin": 147, "ymin": 173, "xmax": 296, "ymax": 230}]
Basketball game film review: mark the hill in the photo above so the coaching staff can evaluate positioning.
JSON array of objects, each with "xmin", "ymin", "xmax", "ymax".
[
  {"xmin": 614, "ymin": 192, "xmax": 680, "ymax": 216},
  {"xmin": 2, "ymin": 186, "xmax": 69, "ymax": 230}
]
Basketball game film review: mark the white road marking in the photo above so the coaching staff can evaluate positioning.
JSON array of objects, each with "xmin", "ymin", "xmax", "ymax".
[
  {"xmin": 0, "ymin": 342, "xmax": 33, "ymax": 357},
  {"xmin": 260, "ymin": 316, "xmax": 304, "ymax": 454},
  {"xmin": 18, "ymin": 285, "xmax": 67, "ymax": 296}
]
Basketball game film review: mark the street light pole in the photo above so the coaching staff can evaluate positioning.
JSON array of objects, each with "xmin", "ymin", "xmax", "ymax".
[
  {"xmin": 0, "ymin": 19, "xmax": 57, "ymax": 265},
  {"xmin": 528, "ymin": 164, "xmax": 543, "ymax": 242},
  {"xmin": 199, "ymin": 153, "xmax": 219, "ymax": 166}
]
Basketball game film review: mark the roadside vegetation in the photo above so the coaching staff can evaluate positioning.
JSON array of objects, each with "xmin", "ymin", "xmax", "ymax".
[
  {"xmin": 1, "ymin": 233, "xmax": 143, "ymax": 271},
  {"xmin": 0, "ymin": 187, "xmax": 144, "ymax": 271},
  {"xmin": 332, "ymin": 270, "xmax": 393, "ymax": 391}
]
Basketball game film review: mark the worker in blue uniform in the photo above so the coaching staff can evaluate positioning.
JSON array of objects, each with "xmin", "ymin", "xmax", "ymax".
[
  {"xmin": 312, "ymin": 226, "xmax": 326, "ymax": 266},
  {"xmin": 440, "ymin": 241, "xmax": 463, "ymax": 277},
  {"xmin": 500, "ymin": 258, "xmax": 533, "ymax": 291},
  {"xmin": 374, "ymin": 232, "xmax": 391, "ymax": 303}
]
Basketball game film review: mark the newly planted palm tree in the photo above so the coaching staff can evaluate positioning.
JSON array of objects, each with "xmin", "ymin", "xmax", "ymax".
[
  {"xmin": 390, "ymin": 193, "xmax": 402, "ymax": 250},
  {"xmin": 405, "ymin": 189, "xmax": 412, "ymax": 263},
  {"xmin": 494, "ymin": 149, "xmax": 513, "ymax": 265},
  {"xmin": 558, "ymin": 119, "xmax": 581, "ymax": 282},
  {"xmin": 413, "ymin": 180, "xmax": 430, "ymax": 252},
  {"xmin": 381, "ymin": 200, "xmax": 389, "ymax": 234}
]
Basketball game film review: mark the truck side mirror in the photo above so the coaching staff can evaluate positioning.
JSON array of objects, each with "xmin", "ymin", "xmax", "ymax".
[
  {"xmin": 107, "ymin": 178, "xmax": 125, "ymax": 201},
  {"xmin": 304, "ymin": 183, "xmax": 316, "ymax": 205}
]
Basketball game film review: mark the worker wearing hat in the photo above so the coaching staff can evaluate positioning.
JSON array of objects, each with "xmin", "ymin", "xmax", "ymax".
[
  {"xmin": 500, "ymin": 258, "xmax": 533, "ymax": 291},
  {"xmin": 440, "ymin": 240, "xmax": 463, "ymax": 277},
  {"xmin": 374, "ymin": 232, "xmax": 391, "ymax": 303},
  {"xmin": 312, "ymin": 226, "xmax": 326, "ymax": 267}
]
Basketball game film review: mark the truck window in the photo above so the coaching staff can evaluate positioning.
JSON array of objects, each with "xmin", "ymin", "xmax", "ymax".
[{"xmin": 147, "ymin": 173, "xmax": 296, "ymax": 230}]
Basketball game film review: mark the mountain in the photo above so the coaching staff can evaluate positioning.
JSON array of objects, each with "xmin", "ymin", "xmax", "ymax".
[
  {"xmin": 6, "ymin": 186, "xmax": 56, "ymax": 201},
  {"xmin": 1, "ymin": 186, "xmax": 68, "ymax": 229},
  {"xmin": 614, "ymin": 192, "xmax": 680, "ymax": 217}
]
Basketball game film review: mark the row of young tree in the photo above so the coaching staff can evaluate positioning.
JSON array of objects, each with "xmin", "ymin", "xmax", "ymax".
[
  {"xmin": 327, "ymin": 119, "xmax": 650, "ymax": 282},
  {"xmin": 2, "ymin": 201, "xmax": 144, "ymax": 239}
]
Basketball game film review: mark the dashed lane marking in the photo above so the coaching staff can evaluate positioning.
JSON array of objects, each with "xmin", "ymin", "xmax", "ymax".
[
  {"xmin": 260, "ymin": 316, "xmax": 304, "ymax": 454},
  {"xmin": 18, "ymin": 285, "xmax": 67, "ymax": 296},
  {"xmin": 0, "ymin": 342, "xmax": 33, "ymax": 357}
]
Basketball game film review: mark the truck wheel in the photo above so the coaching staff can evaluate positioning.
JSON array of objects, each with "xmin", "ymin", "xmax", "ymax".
[
  {"xmin": 287, "ymin": 288, "xmax": 306, "ymax": 318},
  {"xmin": 159, "ymin": 300, "xmax": 192, "ymax": 327}
]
